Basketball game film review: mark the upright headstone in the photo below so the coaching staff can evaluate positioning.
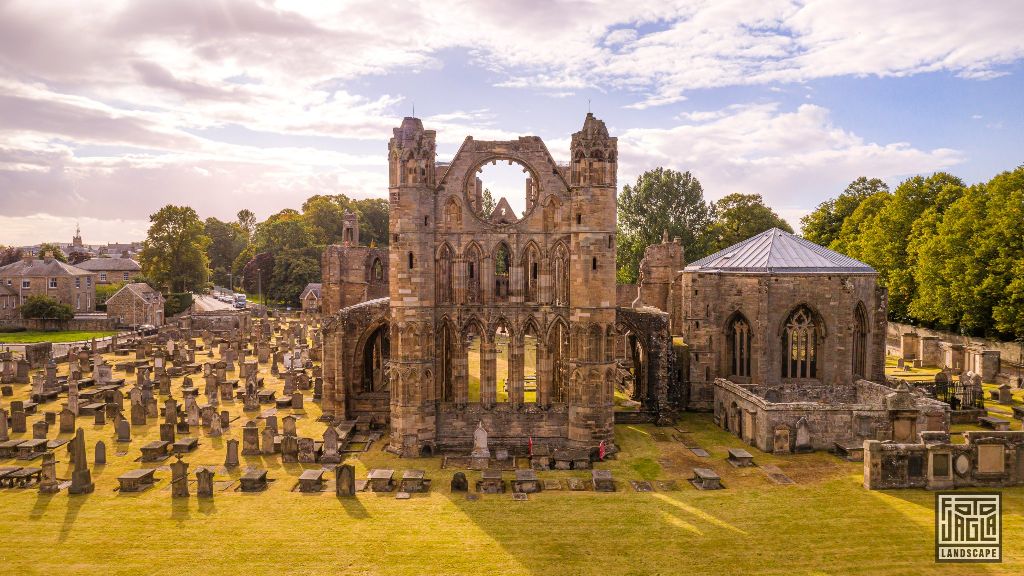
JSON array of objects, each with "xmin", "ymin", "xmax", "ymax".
[
  {"xmin": 281, "ymin": 434, "xmax": 298, "ymax": 463},
  {"xmin": 261, "ymin": 427, "xmax": 276, "ymax": 454},
  {"xmin": 242, "ymin": 421, "xmax": 260, "ymax": 455},
  {"xmin": 224, "ymin": 438, "xmax": 240, "ymax": 468},
  {"xmin": 283, "ymin": 415, "xmax": 297, "ymax": 437},
  {"xmin": 196, "ymin": 466, "xmax": 215, "ymax": 498},
  {"xmin": 67, "ymin": 380, "xmax": 80, "ymax": 415},
  {"xmin": 170, "ymin": 455, "xmax": 189, "ymax": 498},
  {"xmin": 68, "ymin": 428, "xmax": 94, "ymax": 494},
  {"xmin": 0, "ymin": 409, "xmax": 8, "ymax": 442},
  {"xmin": 116, "ymin": 418, "xmax": 131, "ymax": 442},
  {"xmin": 335, "ymin": 464, "xmax": 355, "ymax": 497},
  {"xmin": 94, "ymin": 440, "xmax": 106, "ymax": 465},
  {"xmin": 321, "ymin": 427, "xmax": 341, "ymax": 464},
  {"xmin": 59, "ymin": 406, "xmax": 76, "ymax": 433},
  {"xmin": 33, "ymin": 419, "xmax": 48, "ymax": 439},
  {"xmin": 39, "ymin": 452, "xmax": 60, "ymax": 494}
]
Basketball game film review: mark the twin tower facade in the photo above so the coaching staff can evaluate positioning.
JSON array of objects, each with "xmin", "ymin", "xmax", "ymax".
[{"xmin": 323, "ymin": 114, "xmax": 621, "ymax": 457}]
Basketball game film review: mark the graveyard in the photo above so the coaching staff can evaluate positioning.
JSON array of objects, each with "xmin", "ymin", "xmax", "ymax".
[{"xmin": 0, "ymin": 317, "xmax": 1020, "ymax": 576}]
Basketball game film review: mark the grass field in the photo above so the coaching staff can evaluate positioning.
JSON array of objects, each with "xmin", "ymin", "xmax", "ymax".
[
  {"xmin": 0, "ymin": 348, "xmax": 1020, "ymax": 575},
  {"xmin": 0, "ymin": 330, "xmax": 119, "ymax": 344}
]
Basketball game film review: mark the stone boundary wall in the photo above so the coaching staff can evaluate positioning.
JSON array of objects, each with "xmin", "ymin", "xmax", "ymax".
[
  {"xmin": 713, "ymin": 378, "xmax": 946, "ymax": 453},
  {"xmin": 888, "ymin": 321, "xmax": 1023, "ymax": 384},
  {"xmin": 864, "ymin": 431, "xmax": 1024, "ymax": 490},
  {"xmin": 9, "ymin": 316, "xmax": 118, "ymax": 332}
]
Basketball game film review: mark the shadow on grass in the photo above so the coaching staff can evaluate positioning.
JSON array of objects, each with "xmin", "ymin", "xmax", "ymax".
[{"xmin": 59, "ymin": 491, "xmax": 90, "ymax": 542}]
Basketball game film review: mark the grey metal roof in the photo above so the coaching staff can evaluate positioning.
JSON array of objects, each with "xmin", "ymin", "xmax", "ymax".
[{"xmin": 685, "ymin": 228, "xmax": 875, "ymax": 274}]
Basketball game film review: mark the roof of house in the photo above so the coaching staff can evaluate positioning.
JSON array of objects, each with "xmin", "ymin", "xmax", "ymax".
[
  {"xmin": 110, "ymin": 282, "xmax": 164, "ymax": 304},
  {"xmin": 0, "ymin": 258, "xmax": 95, "ymax": 277},
  {"xmin": 301, "ymin": 283, "xmax": 322, "ymax": 300},
  {"xmin": 685, "ymin": 228, "xmax": 876, "ymax": 274},
  {"xmin": 75, "ymin": 257, "xmax": 141, "ymax": 272}
]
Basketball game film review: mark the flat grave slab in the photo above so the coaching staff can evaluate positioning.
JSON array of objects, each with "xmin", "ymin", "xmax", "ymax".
[
  {"xmin": 760, "ymin": 464, "xmax": 795, "ymax": 485},
  {"xmin": 629, "ymin": 480, "xmax": 654, "ymax": 492},
  {"xmin": 690, "ymin": 467, "xmax": 723, "ymax": 490}
]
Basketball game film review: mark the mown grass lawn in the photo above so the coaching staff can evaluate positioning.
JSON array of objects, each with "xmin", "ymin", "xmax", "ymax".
[
  {"xmin": 0, "ymin": 330, "xmax": 119, "ymax": 344},
  {"xmin": 0, "ymin": 350, "xmax": 1019, "ymax": 575}
]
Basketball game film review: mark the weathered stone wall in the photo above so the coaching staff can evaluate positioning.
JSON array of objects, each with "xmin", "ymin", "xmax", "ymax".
[
  {"xmin": 681, "ymin": 272, "xmax": 887, "ymax": 410},
  {"xmin": 713, "ymin": 378, "xmax": 948, "ymax": 453},
  {"xmin": 321, "ymin": 245, "xmax": 389, "ymax": 316},
  {"xmin": 864, "ymin": 431, "xmax": 1024, "ymax": 490},
  {"xmin": 888, "ymin": 321, "xmax": 1022, "ymax": 385}
]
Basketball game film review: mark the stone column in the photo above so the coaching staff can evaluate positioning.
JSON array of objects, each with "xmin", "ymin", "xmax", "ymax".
[
  {"xmin": 509, "ymin": 336, "xmax": 525, "ymax": 405},
  {"xmin": 536, "ymin": 341, "xmax": 551, "ymax": 406},
  {"xmin": 453, "ymin": 349, "xmax": 468, "ymax": 404},
  {"xmin": 480, "ymin": 340, "xmax": 497, "ymax": 405}
]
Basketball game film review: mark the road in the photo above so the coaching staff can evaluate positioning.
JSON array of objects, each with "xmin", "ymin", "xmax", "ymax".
[{"xmin": 193, "ymin": 294, "xmax": 236, "ymax": 312}]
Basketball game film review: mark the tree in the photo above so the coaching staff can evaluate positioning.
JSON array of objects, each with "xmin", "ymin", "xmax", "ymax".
[
  {"xmin": 138, "ymin": 205, "xmax": 211, "ymax": 293},
  {"xmin": 204, "ymin": 217, "xmax": 248, "ymax": 288},
  {"xmin": 0, "ymin": 246, "xmax": 22, "ymax": 267},
  {"xmin": 237, "ymin": 209, "xmax": 257, "ymax": 240},
  {"xmin": 20, "ymin": 295, "xmax": 73, "ymax": 321},
  {"xmin": 617, "ymin": 168, "xmax": 715, "ymax": 283},
  {"xmin": 267, "ymin": 247, "xmax": 321, "ymax": 306},
  {"xmin": 302, "ymin": 195, "xmax": 350, "ymax": 245},
  {"xmin": 708, "ymin": 193, "xmax": 793, "ymax": 252},
  {"xmin": 37, "ymin": 243, "xmax": 67, "ymax": 263},
  {"xmin": 801, "ymin": 177, "xmax": 889, "ymax": 247},
  {"xmin": 844, "ymin": 173, "xmax": 965, "ymax": 321},
  {"xmin": 479, "ymin": 188, "xmax": 496, "ymax": 217},
  {"xmin": 353, "ymin": 197, "xmax": 389, "ymax": 246},
  {"xmin": 241, "ymin": 252, "xmax": 275, "ymax": 301},
  {"xmin": 252, "ymin": 210, "xmax": 313, "ymax": 253}
]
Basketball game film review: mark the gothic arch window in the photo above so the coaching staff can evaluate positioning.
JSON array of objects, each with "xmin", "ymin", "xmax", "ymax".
[
  {"xmin": 782, "ymin": 305, "xmax": 819, "ymax": 379},
  {"xmin": 439, "ymin": 322, "xmax": 455, "ymax": 401},
  {"xmin": 727, "ymin": 313, "xmax": 752, "ymax": 379},
  {"xmin": 588, "ymin": 324, "xmax": 603, "ymax": 362},
  {"xmin": 853, "ymin": 303, "xmax": 868, "ymax": 378},
  {"xmin": 437, "ymin": 244, "xmax": 454, "ymax": 304},
  {"xmin": 494, "ymin": 242, "xmax": 511, "ymax": 302},
  {"xmin": 552, "ymin": 242, "xmax": 569, "ymax": 306},
  {"xmin": 444, "ymin": 197, "xmax": 462, "ymax": 231},
  {"xmin": 371, "ymin": 258, "xmax": 384, "ymax": 283},
  {"xmin": 522, "ymin": 243, "xmax": 540, "ymax": 303},
  {"xmin": 548, "ymin": 319, "xmax": 570, "ymax": 403},
  {"xmin": 362, "ymin": 325, "xmax": 390, "ymax": 392},
  {"xmin": 464, "ymin": 244, "xmax": 482, "ymax": 304}
]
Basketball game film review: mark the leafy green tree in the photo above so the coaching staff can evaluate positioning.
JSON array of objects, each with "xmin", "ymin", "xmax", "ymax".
[
  {"xmin": 95, "ymin": 283, "xmax": 125, "ymax": 305},
  {"xmin": 267, "ymin": 247, "xmax": 321, "ymax": 306},
  {"xmin": 20, "ymin": 295, "xmax": 73, "ymax": 321},
  {"xmin": 37, "ymin": 243, "xmax": 67, "ymax": 263},
  {"xmin": 237, "ymin": 209, "xmax": 257, "ymax": 240},
  {"xmin": 617, "ymin": 168, "xmax": 715, "ymax": 283},
  {"xmin": 353, "ymin": 198, "xmax": 389, "ymax": 246},
  {"xmin": 801, "ymin": 177, "xmax": 889, "ymax": 247},
  {"xmin": 829, "ymin": 191, "xmax": 891, "ymax": 256},
  {"xmin": 0, "ymin": 246, "xmax": 22, "ymax": 267},
  {"xmin": 479, "ymin": 188, "xmax": 496, "ymax": 218},
  {"xmin": 708, "ymin": 193, "xmax": 793, "ymax": 252},
  {"xmin": 204, "ymin": 217, "xmax": 248, "ymax": 288},
  {"xmin": 302, "ymin": 195, "xmax": 350, "ymax": 245},
  {"xmin": 138, "ymin": 205, "xmax": 211, "ymax": 293},
  {"xmin": 844, "ymin": 173, "xmax": 964, "ymax": 321},
  {"xmin": 252, "ymin": 210, "xmax": 313, "ymax": 253}
]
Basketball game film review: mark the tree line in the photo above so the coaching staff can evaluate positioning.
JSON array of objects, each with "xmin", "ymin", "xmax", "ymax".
[
  {"xmin": 138, "ymin": 195, "xmax": 388, "ymax": 307},
  {"xmin": 616, "ymin": 168, "xmax": 792, "ymax": 284},
  {"xmin": 801, "ymin": 168, "xmax": 1024, "ymax": 340}
]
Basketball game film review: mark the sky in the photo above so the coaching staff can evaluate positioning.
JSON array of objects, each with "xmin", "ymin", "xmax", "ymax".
[{"xmin": 0, "ymin": 0, "xmax": 1022, "ymax": 245}]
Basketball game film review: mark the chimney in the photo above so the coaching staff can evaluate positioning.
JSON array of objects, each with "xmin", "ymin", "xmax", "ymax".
[
  {"xmin": 43, "ymin": 251, "xmax": 54, "ymax": 263},
  {"xmin": 21, "ymin": 252, "xmax": 32, "ymax": 263}
]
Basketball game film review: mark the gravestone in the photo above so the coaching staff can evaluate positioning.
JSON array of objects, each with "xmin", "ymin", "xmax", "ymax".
[
  {"xmin": 291, "ymin": 392, "xmax": 303, "ymax": 410},
  {"xmin": 33, "ymin": 419, "xmax": 48, "ymax": 440},
  {"xmin": 795, "ymin": 417, "xmax": 812, "ymax": 453},
  {"xmin": 160, "ymin": 422, "xmax": 175, "ymax": 443},
  {"xmin": 450, "ymin": 471, "xmax": 468, "ymax": 492},
  {"xmin": 283, "ymin": 415, "xmax": 297, "ymax": 437},
  {"xmin": 59, "ymin": 406, "xmax": 76, "ymax": 434},
  {"xmin": 196, "ymin": 466, "xmax": 215, "ymax": 498},
  {"xmin": 241, "ymin": 421, "xmax": 260, "ymax": 455},
  {"xmin": 94, "ymin": 410, "xmax": 106, "ymax": 426},
  {"xmin": 321, "ymin": 427, "xmax": 341, "ymax": 464},
  {"xmin": 281, "ymin": 435, "xmax": 299, "ymax": 463},
  {"xmin": 261, "ymin": 427, "xmax": 276, "ymax": 455},
  {"xmin": 95, "ymin": 440, "xmax": 106, "ymax": 465},
  {"xmin": 210, "ymin": 412, "xmax": 223, "ymax": 437},
  {"xmin": 39, "ymin": 452, "xmax": 60, "ymax": 494},
  {"xmin": 116, "ymin": 419, "xmax": 131, "ymax": 442},
  {"xmin": 0, "ymin": 409, "xmax": 7, "ymax": 442},
  {"xmin": 170, "ymin": 455, "xmax": 189, "ymax": 498},
  {"xmin": 12, "ymin": 409, "xmax": 26, "ymax": 434},
  {"xmin": 68, "ymin": 428, "xmax": 94, "ymax": 494},
  {"xmin": 336, "ymin": 464, "xmax": 355, "ymax": 497},
  {"xmin": 224, "ymin": 438, "xmax": 240, "ymax": 467},
  {"xmin": 297, "ymin": 437, "xmax": 315, "ymax": 463}
]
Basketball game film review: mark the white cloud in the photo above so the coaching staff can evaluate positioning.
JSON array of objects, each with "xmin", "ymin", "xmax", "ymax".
[{"xmin": 618, "ymin": 103, "xmax": 963, "ymax": 229}]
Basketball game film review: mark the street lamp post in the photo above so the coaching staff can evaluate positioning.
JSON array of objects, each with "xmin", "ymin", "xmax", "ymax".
[{"xmin": 256, "ymin": 268, "xmax": 262, "ymax": 306}]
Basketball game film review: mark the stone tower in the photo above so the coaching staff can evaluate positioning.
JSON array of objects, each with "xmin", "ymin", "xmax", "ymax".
[
  {"xmin": 387, "ymin": 117, "xmax": 439, "ymax": 455},
  {"xmin": 567, "ymin": 113, "xmax": 618, "ymax": 447}
]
